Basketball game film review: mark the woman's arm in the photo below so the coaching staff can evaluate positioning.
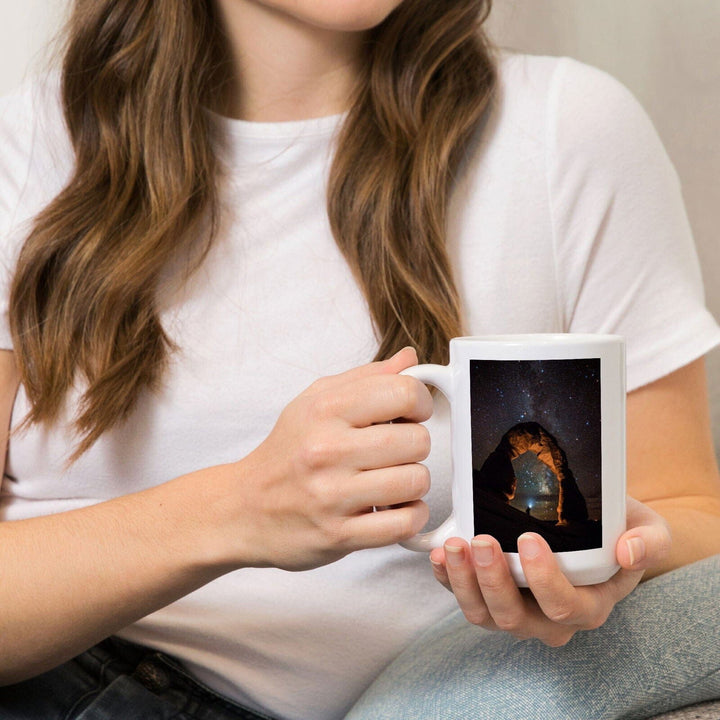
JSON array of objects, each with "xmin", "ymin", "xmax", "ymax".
[
  {"xmin": 0, "ymin": 347, "xmax": 432, "ymax": 685},
  {"xmin": 626, "ymin": 356, "xmax": 720, "ymax": 576}
]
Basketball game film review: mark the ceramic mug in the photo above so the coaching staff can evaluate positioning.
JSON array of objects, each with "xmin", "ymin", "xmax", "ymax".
[{"xmin": 401, "ymin": 334, "xmax": 626, "ymax": 586}]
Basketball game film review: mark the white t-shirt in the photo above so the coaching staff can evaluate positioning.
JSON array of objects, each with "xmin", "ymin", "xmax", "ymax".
[{"xmin": 1, "ymin": 51, "xmax": 718, "ymax": 720}]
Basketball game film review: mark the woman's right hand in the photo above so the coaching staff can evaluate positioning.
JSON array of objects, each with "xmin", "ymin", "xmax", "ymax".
[
  {"xmin": 221, "ymin": 347, "xmax": 434, "ymax": 571},
  {"xmin": 0, "ymin": 347, "xmax": 433, "ymax": 684}
]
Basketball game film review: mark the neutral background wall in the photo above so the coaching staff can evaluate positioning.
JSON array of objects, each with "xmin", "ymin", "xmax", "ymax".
[{"xmin": 1, "ymin": 0, "xmax": 719, "ymax": 439}]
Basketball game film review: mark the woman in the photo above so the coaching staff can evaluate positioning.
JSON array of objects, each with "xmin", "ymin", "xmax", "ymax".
[{"xmin": 0, "ymin": 0, "xmax": 718, "ymax": 718}]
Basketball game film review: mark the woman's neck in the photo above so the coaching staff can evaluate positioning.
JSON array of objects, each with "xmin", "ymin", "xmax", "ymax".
[{"xmin": 212, "ymin": 0, "xmax": 366, "ymax": 122}]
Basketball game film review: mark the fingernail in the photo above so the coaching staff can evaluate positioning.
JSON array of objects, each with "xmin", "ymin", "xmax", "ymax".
[
  {"xmin": 626, "ymin": 537, "xmax": 646, "ymax": 567},
  {"xmin": 392, "ymin": 346, "xmax": 415, "ymax": 359},
  {"xmin": 471, "ymin": 539, "xmax": 494, "ymax": 567},
  {"xmin": 518, "ymin": 534, "xmax": 541, "ymax": 560},
  {"xmin": 430, "ymin": 557, "xmax": 444, "ymax": 570},
  {"xmin": 444, "ymin": 544, "xmax": 464, "ymax": 566}
]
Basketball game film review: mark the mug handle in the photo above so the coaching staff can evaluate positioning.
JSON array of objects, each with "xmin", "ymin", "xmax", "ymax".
[{"xmin": 398, "ymin": 364, "xmax": 458, "ymax": 552}]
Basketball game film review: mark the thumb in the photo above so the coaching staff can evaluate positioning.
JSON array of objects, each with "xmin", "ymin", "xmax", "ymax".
[{"xmin": 616, "ymin": 510, "xmax": 672, "ymax": 572}]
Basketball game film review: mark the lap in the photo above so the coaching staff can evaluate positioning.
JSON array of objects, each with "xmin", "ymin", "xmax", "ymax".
[
  {"xmin": 346, "ymin": 554, "xmax": 720, "ymax": 720},
  {"xmin": 3, "ymin": 558, "xmax": 718, "ymax": 720}
]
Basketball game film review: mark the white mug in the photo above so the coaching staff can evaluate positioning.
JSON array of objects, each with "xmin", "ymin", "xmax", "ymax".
[{"xmin": 401, "ymin": 334, "xmax": 626, "ymax": 586}]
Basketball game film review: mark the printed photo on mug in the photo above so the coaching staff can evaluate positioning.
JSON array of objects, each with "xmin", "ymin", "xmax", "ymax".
[{"xmin": 470, "ymin": 358, "xmax": 602, "ymax": 553}]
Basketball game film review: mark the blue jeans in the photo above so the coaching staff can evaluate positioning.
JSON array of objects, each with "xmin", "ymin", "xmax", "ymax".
[
  {"xmin": 346, "ymin": 554, "xmax": 720, "ymax": 720},
  {"xmin": 1, "ymin": 556, "xmax": 718, "ymax": 720},
  {"xmin": 0, "ymin": 636, "xmax": 275, "ymax": 720}
]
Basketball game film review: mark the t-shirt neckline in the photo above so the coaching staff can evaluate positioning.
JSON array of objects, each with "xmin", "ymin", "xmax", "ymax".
[{"xmin": 206, "ymin": 108, "xmax": 345, "ymax": 141}]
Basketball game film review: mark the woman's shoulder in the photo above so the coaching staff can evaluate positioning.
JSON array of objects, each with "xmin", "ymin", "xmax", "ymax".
[
  {"xmin": 493, "ymin": 50, "xmax": 663, "ymax": 170},
  {"xmin": 495, "ymin": 49, "xmax": 639, "ymax": 114},
  {"xmin": 459, "ymin": 50, "xmax": 666, "ymax": 214}
]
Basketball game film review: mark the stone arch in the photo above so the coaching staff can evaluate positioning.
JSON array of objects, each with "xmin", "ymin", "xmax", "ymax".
[{"xmin": 474, "ymin": 421, "xmax": 588, "ymax": 525}]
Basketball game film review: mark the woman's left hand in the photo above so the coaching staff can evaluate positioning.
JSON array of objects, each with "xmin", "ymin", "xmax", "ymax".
[{"xmin": 429, "ymin": 496, "xmax": 671, "ymax": 646}]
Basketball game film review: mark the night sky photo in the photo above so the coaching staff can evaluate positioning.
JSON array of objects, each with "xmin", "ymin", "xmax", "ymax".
[{"xmin": 470, "ymin": 359, "xmax": 602, "ymax": 552}]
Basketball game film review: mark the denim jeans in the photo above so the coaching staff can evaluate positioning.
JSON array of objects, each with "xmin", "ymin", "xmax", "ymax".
[
  {"xmin": 346, "ymin": 554, "xmax": 720, "ymax": 720},
  {"xmin": 0, "ymin": 636, "xmax": 275, "ymax": 720},
  {"xmin": 1, "ymin": 556, "xmax": 719, "ymax": 720}
]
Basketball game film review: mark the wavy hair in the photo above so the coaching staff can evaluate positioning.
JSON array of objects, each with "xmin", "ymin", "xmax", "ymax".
[{"xmin": 9, "ymin": 0, "xmax": 496, "ymax": 460}]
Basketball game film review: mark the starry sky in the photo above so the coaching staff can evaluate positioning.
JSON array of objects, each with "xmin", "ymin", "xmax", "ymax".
[{"xmin": 470, "ymin": 359, "xmax": 602, "ymax": 505}]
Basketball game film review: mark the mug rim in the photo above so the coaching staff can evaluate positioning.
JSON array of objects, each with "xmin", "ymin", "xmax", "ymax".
[{"xmin": 450, "ymin": 333, "xmax": 623, "ymax": 345}]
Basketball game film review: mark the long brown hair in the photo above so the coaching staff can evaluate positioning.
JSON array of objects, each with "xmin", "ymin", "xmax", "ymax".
[{"xmin": 9, "ymin": 0, "xmax": 496, "ymax": 459}]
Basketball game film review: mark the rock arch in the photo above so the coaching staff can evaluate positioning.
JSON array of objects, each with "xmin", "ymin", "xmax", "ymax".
[{"xmin": 474, "ymin": 421, "xmax": 588, "ymax": 525}]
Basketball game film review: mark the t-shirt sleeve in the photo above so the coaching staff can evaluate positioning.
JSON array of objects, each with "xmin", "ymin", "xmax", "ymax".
[{"xmin": 547, "ymin": 57, "xmax": 720, "ymax": 391}]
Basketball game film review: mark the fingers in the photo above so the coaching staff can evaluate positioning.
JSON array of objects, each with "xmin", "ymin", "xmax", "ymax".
[
  {"xmin": 344, "ymin": 463, "xmax": 431, "ymax": 512},
  {"xmin": 440, "ymin": 540, "xmax": 491, "ymax": 626},
  {"xmin": 298, "ymin": 422, "xmax": 430, "ymax": 478},
  {"xmin": 344, "ymin": 500, "xmax": 429, "ymax": 549},
  {"xmin": 305, "ymin": 349, "xmax": 433, "ymax": 427},
  {"xmin": 431, "ymin": 498, "xmax": 673, "ymax": 646},
  {"xmin": 444, "ymin": 535, "xmax": 576, "ymax": 643},
  {"xmin": 432, "ymin": 533, "xmax": 629, "ymax": 646},
  {"xmin": 466, "ymin": 536, "xmax": 532, "ymax": 632},
  {"xmin": 434, "ymin": 538, "xmax": 548, "ymax": 639},
  {"xmin": 307, "ymin": 347, "xmax": 419, "ymax": 394},
  {"xmin": 335, "ymin": 373, "xmax": 434, "ymax": 426},
  {"xmin": 353, "ymin": 422, "xmax": 431, "ymax": 469},
  {"xmin": 430, "ymin": 547, "xmax": 452, "ymax": 590},
  {"xmin": 516, "ymin": 534, "xmax": 611, "ymax": 631}
]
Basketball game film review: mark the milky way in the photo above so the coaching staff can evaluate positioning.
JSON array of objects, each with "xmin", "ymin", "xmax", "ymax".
[{"xmin": 470, "ymin": 359, "xmax": 601, "ymax": 501}]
